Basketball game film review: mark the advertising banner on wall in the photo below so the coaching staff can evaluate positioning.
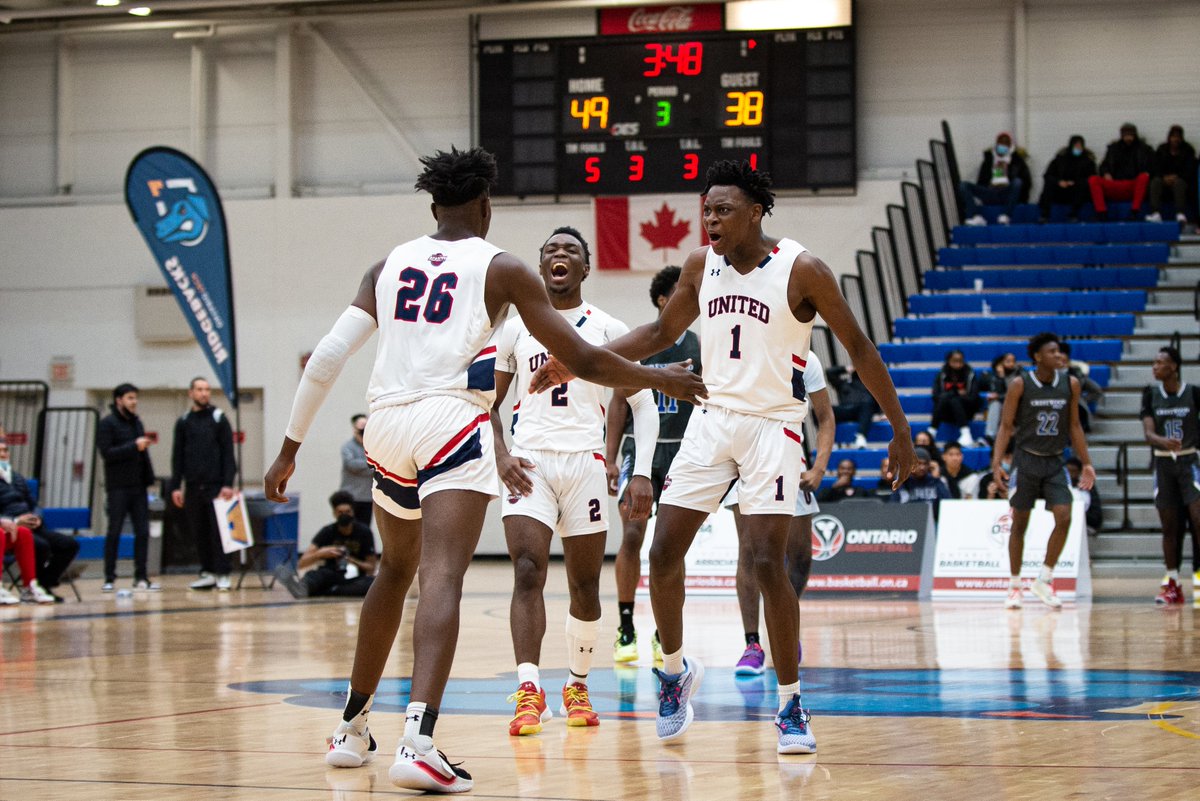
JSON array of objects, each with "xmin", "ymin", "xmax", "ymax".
[
  {"xmin": 637, "ymin": 501, "xmax": 936, "ymax": 596},
  {"xmin": 932, "ymin": 499, "xmax": 1091, "ymax": 601},
  {"xmin": 125, "ymin": 147, "xmax": 239, "ymax": 406}
]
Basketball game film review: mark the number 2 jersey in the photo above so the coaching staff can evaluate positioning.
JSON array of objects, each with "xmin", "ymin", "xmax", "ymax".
[
  {"xmin": 699, "ymin": 237, "xmax": 814, "ymax": 423},
  {"xmin": 367, "ymin": 235, "xmax": 504, "ymax": 412},
  {"xmin": 496, "ymin": 303, "xmax": 634, "ymax": 453}
]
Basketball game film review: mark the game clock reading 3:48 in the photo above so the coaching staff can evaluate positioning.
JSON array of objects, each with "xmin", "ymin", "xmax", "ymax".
[{"xmin": 477, "ymin": 28, "xmax": 855, "ymax": 196}]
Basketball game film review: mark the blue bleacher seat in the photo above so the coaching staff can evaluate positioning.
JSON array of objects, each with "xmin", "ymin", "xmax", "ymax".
[
  {"xmin": 887, "ymin": 365, "xmax": 1110, "ymax": 390},
  {"xmin": 878, "ymin": 340, "xmax": 1123, "ymax": 363},
  {"xmin": 951, "ymin": 221, "xmax": 1179, "ymax": 246},
  {"xmin": 831, "ymin": 447, "xmax": 992, "ymax": 473},
  {"xmin": 895, "ymin": 314, "xmax": 1135, "ymax": 339},
  {"xmin": 834, "ymin": 421, "xmax": 986, "ymax": 445}
]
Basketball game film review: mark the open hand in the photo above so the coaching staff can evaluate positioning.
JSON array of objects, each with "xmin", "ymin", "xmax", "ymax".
[
  {"xmin": 655, "ymin": 360, "xmax": 707, "ymax": 406},
  {"xmin": 622, "ymin": 475, "xmax": 653, "ymax": 521},
  {"xmin": 886, "ymin": 436, "xmax": 916, "ymax": 490},
  {"xmin": 499, "ymin": 454, "xmax": 536, "ymax": 497},
  {"xmin": 530, "ymin": 357, "xmax": 575, "ymax": 394},
  {"xmin": 1078, "ymin": 463, "xmax": 1096, "ymax": 491}
]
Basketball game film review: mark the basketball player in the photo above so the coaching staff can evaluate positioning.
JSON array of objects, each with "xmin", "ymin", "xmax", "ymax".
[
  {"xmin": 991, "ymin": 332, "xmax": 1095, "ymax": 610},
  {"xmin": 492, "ymin": 225, "xmax": 660, "ymax": 735},
  {"xmin": 532, "ymin": 160, "xmax": 915, "ymax": 753},
  {"xmin": 1140, "ymin": 346, "xmax": 1200, "ymax": 605},
  {"xmin": 263, "ymin": 147, "xmax": 705, "ymax": 793},
  {"xmin": 729, "ymin": 348, "xmax": 835, "ymax": 675},
  {"xmin": 604, "ymin": 265, "xmax": 702, "ymax": 666}
]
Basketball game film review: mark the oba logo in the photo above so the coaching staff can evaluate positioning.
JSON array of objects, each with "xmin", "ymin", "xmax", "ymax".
[
  {"xmin": 811, "ymin": 514, "xmax": 845, "ymax": 561},
  {"xmin": 990, "ymin": 510, "xmax": 1013, "ymax": 547}
]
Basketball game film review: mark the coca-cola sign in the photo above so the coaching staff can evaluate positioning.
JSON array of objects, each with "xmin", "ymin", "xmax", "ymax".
[{"xmin": 599, "ymin": 4, "xmax": 723, "ymax": 36}]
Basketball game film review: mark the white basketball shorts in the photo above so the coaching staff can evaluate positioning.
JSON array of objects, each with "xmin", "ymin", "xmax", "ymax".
[{"xmin": 501, "ymin": 447, "xmax": 609, "ymax": 538}]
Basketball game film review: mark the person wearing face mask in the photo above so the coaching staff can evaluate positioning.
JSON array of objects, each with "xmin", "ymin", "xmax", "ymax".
[
  {"xmin": 340, "ymin": 414, "xmax": 374, "ymax": 529},
  {"xmin": 1089, "ymin": 122, "xmax": 1155, "ymax": 220},
  {"xmin": 960, "ymin": 132, "xmax": 1032, "ymax": 226},
  {"xmin": 275, "ymin": 490, "xmax": 377, "ymax": 599},
  {"xmin": 1038, "ymin": 134, "xmax": 1096, "ymax": 222}
]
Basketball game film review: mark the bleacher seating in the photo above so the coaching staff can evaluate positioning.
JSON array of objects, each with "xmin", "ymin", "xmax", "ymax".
[
  {"xmin": 831, "ymin": 446, "xmax": 993, "ymax": 473},
  {"xmin": 937, "ymin": 244, "xmax": 1169, "ymax": 267},
  {"xmin": 879, "ymin": 340, "xmax": 1123, "ymax": 363},
  {"xmin": 908, "ymin": 291, "xmax": 1145, "ymax": 315},
  {"xmin": 922, "ymin": 266, "xmax": 1158, "ymax": 290},
  {"xmin": 835, "ymin": 421, "xmax": 986, "ymax": 445},
  {"xmin": 894, "ymin": 314, "xmax": 1135, "ymax": 339},
  {"xmin": 951, "ymin": 221, "xmax": 1180, "ymax": 246},
  {"xmin": 887, "ymin": 364, "xmax": 1110, "ymax": 388}
]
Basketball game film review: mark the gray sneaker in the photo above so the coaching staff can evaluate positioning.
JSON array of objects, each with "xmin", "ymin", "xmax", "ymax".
[
  {"xmin": 652, "ymin": 657, "xmax": 704, "ymax": 742},
  {"xmin": 189, "ymin": 572, "xmax": 216, "ymax": 590},
  {"xmin": 275, "ymin": 564, "xmax": 308, "ymax": 599},
  {"xmin": 134, "ymin": 579, "xmax": 161, "ymax": 592}
]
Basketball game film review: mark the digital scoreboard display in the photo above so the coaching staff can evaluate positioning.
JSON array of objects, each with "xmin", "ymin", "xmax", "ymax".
[{"xmin": 477, "ymin": 27, "xmax": 855, "ymax": 196}]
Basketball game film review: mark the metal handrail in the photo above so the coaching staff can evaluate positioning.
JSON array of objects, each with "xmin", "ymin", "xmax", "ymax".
[{"xmin": 1114, "ymin": 442, "xmax": 1131, "ymax": 530}]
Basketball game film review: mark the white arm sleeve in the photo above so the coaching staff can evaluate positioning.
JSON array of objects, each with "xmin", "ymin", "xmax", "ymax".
[
  {"xmin": 626, "ymin": 388, "xmax": 659, "ymax": 478},
  {"xmin": 284, "ymin": 305, "xmax": 377, "ymax": 442}
]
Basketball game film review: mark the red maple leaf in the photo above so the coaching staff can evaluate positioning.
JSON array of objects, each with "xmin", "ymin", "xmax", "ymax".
[{"xmin": 639, "ymin": 203, "xmax": 691, "ymax": 253}]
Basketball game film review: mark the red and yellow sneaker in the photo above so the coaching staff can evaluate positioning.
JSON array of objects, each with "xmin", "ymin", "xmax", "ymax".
[
  {"xmin": 560, "ymin": 681, "xmax": 600, "ymax": 728},
  {"xmin": 507, "ymin": 681, "xmax": 550, "ymax": 736},
  {"xmin": 1155, "ymin": 578, "xmax": 1184, "ymax": 606}
]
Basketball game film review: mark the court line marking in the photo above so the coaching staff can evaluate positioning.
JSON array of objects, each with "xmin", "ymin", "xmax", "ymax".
[
  {"xmin": 1148, "ymin": 702, "xmax": 1200, "ymax": 740},
  {"xmin": 0, "ymin": 701, "xmax": 279, "ymax": 737}
]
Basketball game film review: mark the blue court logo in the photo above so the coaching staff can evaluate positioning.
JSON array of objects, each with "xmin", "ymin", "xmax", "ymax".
[{"xmin": 230, "ymin": 667, "xmax": 1200, "ymax": 723}]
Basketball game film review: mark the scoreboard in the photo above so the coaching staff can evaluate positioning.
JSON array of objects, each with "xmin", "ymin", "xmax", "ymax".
[{"xmin": 477, "ymin": 26, "xmax": 855, "ymax": 196}]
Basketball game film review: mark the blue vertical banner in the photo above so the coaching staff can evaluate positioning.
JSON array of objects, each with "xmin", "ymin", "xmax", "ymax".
[{"xmin": 124, "ymin": 147, "xmax": 239, "ymax": 406}]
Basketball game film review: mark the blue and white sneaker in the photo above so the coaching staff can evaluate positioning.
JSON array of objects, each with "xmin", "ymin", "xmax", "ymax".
[
  {"xmin": 652, "ymin": 657, "xmax": 704, "ymax": 742},
  {"xmin": 776, "ymin": 694, "xmax": 816, "ymax": 754}
]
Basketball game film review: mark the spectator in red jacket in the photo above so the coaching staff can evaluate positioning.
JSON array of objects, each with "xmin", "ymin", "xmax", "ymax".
[{"xmin": 1089, "ymin": 122, "xmax": 1154, "ymax": 219}]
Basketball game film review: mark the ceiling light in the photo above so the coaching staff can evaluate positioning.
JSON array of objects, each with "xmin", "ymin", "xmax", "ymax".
[
  {"xmin": 128, "ymin": 6, "xmax": 151, "ymax": 15},
  {"xmin": 96, "ymin": 0, "xmax": 121, "ymax": 7}
]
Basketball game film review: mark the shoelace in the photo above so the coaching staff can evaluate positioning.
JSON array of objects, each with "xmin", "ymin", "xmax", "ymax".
[
  {"xmin": 563, "ymin": 684, "xmax": 594, "ymax": 712},
  {"xmin": 740, "ymin": 645, "xmax": 763, "ymax": 661},
  {"xmin": 506, "ymin": 689, "xmax": 543, "ymax": 721},
  {"xmin": 653, "ymin": 669, "xmax": 684, "ymax": 714},
  {"xmin": 777, "ymin": 703, "xmax": 811, "ymax": 734}
]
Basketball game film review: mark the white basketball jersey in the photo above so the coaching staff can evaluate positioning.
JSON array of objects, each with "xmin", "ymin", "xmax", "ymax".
[
  {"xmin": 496, "ymin": 303, "xmax": 629, "ymax": 452},
  {"xmin": 367, "ymin": 235, "xmax": 503, "ymax": 411},
  {"xmin": 698, "ymin": 237, "xmax": 814, "ymax": 423}
]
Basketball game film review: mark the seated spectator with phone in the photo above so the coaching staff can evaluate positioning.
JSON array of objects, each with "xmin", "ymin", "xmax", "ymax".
[{"xmin": 275, "ymin": 490, "xmax": 377, "ymax": 599}]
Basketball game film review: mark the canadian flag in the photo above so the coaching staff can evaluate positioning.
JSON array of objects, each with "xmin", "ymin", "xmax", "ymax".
[{"xmin": 595, "ymin": 195, "xmax": 707, "ymax": 271}]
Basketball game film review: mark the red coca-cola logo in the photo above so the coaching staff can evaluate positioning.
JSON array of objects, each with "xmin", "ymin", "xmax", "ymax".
[
  {"xmin": 629, "ymin": 6, "xmax": 694, "ymax": 32},
  {"xmin": 599, "ymin": 4, "xmax": 722, "ymax": 36}
]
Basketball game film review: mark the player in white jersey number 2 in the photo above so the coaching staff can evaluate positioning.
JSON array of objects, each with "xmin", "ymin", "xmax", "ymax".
[
  {"xmin": 532, "ymin": 160, "xmax": 915, "ymax": 755},
  {"xmin": 264, "ymin": 147, "xmax": 705, "ymax": 794},
  {"xmin": 491, "ymin": 226, "xmax": 661, "ymax": 737}
]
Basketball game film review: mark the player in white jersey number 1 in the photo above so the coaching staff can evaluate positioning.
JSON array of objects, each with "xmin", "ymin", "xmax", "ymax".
[
  {"xmin": 532, "ymin": 160, "xmax": 915, "ymax": 754},
  {"xmin": 491, "ymin": 226, "xmax": 661, "ymax": 736},
  {"xmin": 264, "ymin": 148, "xmax": 706, "ymax": 794}
]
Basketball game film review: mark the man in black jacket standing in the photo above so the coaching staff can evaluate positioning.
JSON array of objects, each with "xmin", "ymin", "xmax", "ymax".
[
  {"xmin": 97, "ymin": 383, "xmax": 159, "ymax": 592},
  {"xmin": 170, "ymin": 377, "xmax": 237, "ymax": 590}
]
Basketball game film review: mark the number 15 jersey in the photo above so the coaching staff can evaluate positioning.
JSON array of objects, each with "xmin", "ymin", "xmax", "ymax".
[
  {"xmin": 368, "ymin": 235, "xmax": 503, "ymax": 412},
  {"xmin": 699, "ymin": 237, "xmax": 814, "ymax": 424}
]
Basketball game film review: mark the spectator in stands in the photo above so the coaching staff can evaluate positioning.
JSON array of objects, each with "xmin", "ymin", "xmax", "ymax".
[
  {"xmin": 817, "ymin": 459, "xmax": 868, "ymax": 503},
  {"xmin": 1058, "ymin": 342, "xmax": 1103, "ymax": 433},
  {"xmin": 825, "ymin": 364, "xmax": 878, "ymax": 449},
  {"xmin": 275, "ymin": 490, "xmax": 377, "ymax": 599},
  {"xmin": 874, "ymin": 456, "xmax": 893, "ymax": 498},
  {"xmin": 1146, "ymin": 125, "xmax": 1196, "ymax": 225},
  {"xmin": 170, "ymin": 377, "xmax": 237, "ymax": 591},
  {"xmin": 929, "ymin": 350, "xmax": 981, "ymax": 447},
  {"xmin": 97, "ymin": 383, "xmax": 159, "ymax": 593},
  {"xmin": 340, "ymin": 413, "xmax": 374, "ymax": 529},
  {"xmin": 0, "ymin": 439, "xmax": 79, "ymax": 602},
  {"xmin": 0, "ymin": 517, "xmax": 55, "ymax": 604},
  {"xmin": 981, "ymin": 352, "xmax": 1019, "ymax": 444},
  {"xmin": 912, "ymin": 430, "xmax": 944, "ymax": 476},
  {"xmin": 960, "ymin": 131, "xmax": 1031, "ymax": 226},
  {"xmin": 1089, "ymin": 122, "xmax": 1154, "ymax": 220},
  {"xmin": 889, "ymin": 447, "xmax": 950, "ymax": 510},
  {"xmin": 1066, "ymin": 457, "xmax": 1103, "ymax": 536},
  {"xmin": 1037, "ymin": 134, "xmax": 1096, "ymax": 222},
  {"xmin": 978, "ymin": 440, "xmax": 1014, "ymax": 501},
  {"xmin": 940, "ymin": 441, "xmax": 977, "ymax": 500}
]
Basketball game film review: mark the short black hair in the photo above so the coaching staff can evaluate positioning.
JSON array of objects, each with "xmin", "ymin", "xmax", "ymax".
[
  {"xmin": 942, "ymin": 441, "xmax": 963, "ymax": 454},
  {"xmin": 190, "ymin": 376, "xmax": 208, "ymax": 390},
  {"xmin": 113, "ymin": 382, "xmax": 138, "ymax": 399},
  {"xmin": 1027, "ymin": 332, "xmax": 1060, "ymax": 360},
  {"xmin": 1059, "ymin": 340, "xmax": 1072, "ymax": 357},
  {"xmin": 1159, "ymin": 345, "xmax": 1183, "ymax": 376},
  {"xmin": 351, "ymin": 413, "xmax": 366, "ymax": 425},
  {"xmin": 329, "ymin": 490, "xmax": 355, "ymax": 509},
  {"xmin": 945, "ymin": 349, "xmax": 964, "ymax": 363},
  {"xmin": 649, "ymin": 265, "xmax": 682, "ymax": 308},
  {"xmin": 991, "ymin": 354, "xmax": 1007, "ymax": 371},
  {"xmin": 702, "ymin": 160, "xmax": 775, "ymax": 215},
  {"xmin": 414, "ymin": 146, "xmax": 497, "ymax": 207},
  {"xmin": 542, "ymin": 225, "xmax": 591, "ymax": 265}
]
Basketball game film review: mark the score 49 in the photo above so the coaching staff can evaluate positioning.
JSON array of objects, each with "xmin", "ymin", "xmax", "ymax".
[{"xmin": 570, "ymin": 91, "xmax": 763, "ymax": 132}]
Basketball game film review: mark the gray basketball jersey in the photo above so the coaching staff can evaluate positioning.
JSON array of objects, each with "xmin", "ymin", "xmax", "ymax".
[
  {"xmin": 1141, "ymin": 382, "xmax": 1199, "ymax": 450},
  {"xmin": 1014, "ymin": 369, "xmax": 1071, "ymax": 455}
]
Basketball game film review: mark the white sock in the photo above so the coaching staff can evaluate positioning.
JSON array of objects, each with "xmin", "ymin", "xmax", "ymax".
[
  {"xmin": 1038, "ymin": 565, "xmax": 1053, "ymax": 584},
  {"xmin": 777, "ymin": 681, "xmax": 800, "ymax": 711},
  {"xmin": 959, "ymin": 426, "xmax": 973, "ymax": 444},
  {"xmin": 517, "ymin": 662, "xmax": 540, "ymax": 691},
  {"xmin": 662, "ymin": 646, "xmax": 685, "ymax": 676},
  {"xmin": 403, "ymin": 702, "xmax": 427, "ymax": 741},
  {"xmin": 1009, "ymin": 575, "xmax": 1021, "ymax": 590},
  {"xmin": 566, "ymin": 614, "xmax": 599, "ymax": 684},
  {"xmin": 1166, "ymin": 569, "xmax": 1180, "ymax": 583}
]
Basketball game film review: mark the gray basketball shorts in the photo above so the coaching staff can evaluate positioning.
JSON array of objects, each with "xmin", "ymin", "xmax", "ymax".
[
  {"xmin": 1153, "ymin": 453, "xmax": 1200, "ymax": 510},
  {"xmin": 1008, "ymin": 449, "xmax": 1072, "ymax": 510}
]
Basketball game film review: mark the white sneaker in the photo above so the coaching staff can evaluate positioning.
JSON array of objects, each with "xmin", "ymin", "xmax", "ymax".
[
  {"xmin": 1030, "ymin": 578, "xmax": 1063, "ymax": 608},
  {"xmin": 1004, "ymin": 586, "xmax": 1023, "ymax": 609},
  {"xmin": 101, "ymin": 582, "xmax": 116, "ymax": 593},
  {"xmin": 326, "ymin": 721, "xmax": 377, "ymax": 768},
  {"xmin": 134, "ymin": 579, "xmax": 161, "ymax": 592},
  {"xmin": 0, "ymin": 587, "xmax": 19, "ymax": 605},
  {"xmin": 958, "ymin": 426, "xmax": 973, "ymax": 445},
  {"xmin": 1144, "ymin": 211, "xmax": 1162, "ymax": 222},
  {"xmin": 1176, "ymin": 213, "xmax": 1188, "ymax": 225},
  {"xmin": 389, "ymin": 735, "xmax": 473, "ymax": 793},
  {"xmin": 997, "ymin": 213, "xmax": 1011, "ymax": 225},
  {"xmin": 852, "ymin": 433, "xmax": 868, "ymax": 449},
  {"xmin": 21, "ymin": 581, "xmax": 56, "ymax": 604},
  {"xmin": 189, "ymin": 572, "xmax": 216, "ymax": 590},
  {"xmin": 965, "ymin": 214, "xmax": 987, "ymax": 227},
  {"xmin": 216, "ymin": 575, "xmax": 232, "ymax": 591}
]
